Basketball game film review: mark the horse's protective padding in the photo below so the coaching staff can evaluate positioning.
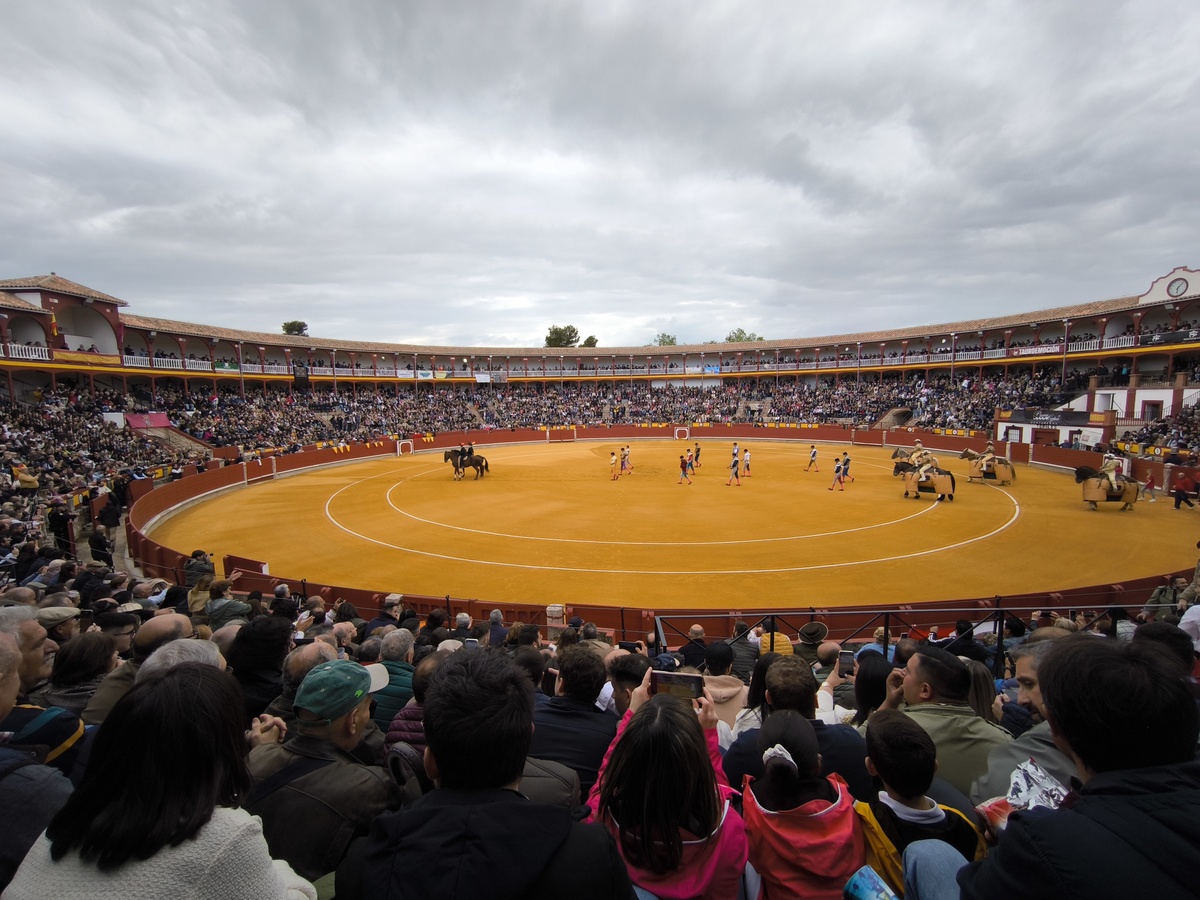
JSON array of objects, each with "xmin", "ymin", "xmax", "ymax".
[{"xmin": 1081, "ymin": 478, "xmax": 1137, "ymax": 503}]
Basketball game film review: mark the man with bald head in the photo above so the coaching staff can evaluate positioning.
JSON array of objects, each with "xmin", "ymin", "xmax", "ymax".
[
  {"xmin": 0, "ymin": 631, "xmax": 73, "ymax": 892},
  {"xmin": 0, "ymin": 587, "xmax": 37, "ymax": 607},
  {"xmin": 81, "ymin": 612, "xmax": 192, "ymax": 725},
  {"xmin": 265, "ymin": 642, "xmax": 386, "ymax": 765}
]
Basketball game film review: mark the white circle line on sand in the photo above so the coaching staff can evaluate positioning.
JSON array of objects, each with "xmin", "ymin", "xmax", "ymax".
[{"xmin": 321, "ymin": 462, "xmax": 1023, "ymax": 575}]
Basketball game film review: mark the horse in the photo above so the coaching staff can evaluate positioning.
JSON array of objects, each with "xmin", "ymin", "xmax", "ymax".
[
  {"xmin": 461, "ymin": 452, "xmax": 489, "ymax": 480},
  {"xmin": 1075, "ymin": 466, "xmax": 1137, "ymax": 511},
  {"xmin": 443, "ymin": 449, "xmax": 466, "ymax": 480},
  {"xmin": 960, "ymin": 449, "xmax": 1016, "ymax": 485},
  {"xmin": 893, "ymin": 460, "xmax": 956, "ymax": 501}
]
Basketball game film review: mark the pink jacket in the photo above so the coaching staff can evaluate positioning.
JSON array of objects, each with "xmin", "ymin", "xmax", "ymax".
[{"xmin": 587, "ymin": 709, "xmax": 748, "ymax": 900}]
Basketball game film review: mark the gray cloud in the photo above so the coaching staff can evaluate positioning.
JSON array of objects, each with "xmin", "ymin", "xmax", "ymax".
[{"xmin": 2, "ymin": 1, "xmax": 1199, "ymax": 349}]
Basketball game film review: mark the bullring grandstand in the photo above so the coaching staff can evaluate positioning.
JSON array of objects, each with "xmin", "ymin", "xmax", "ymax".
[{"xmin": 3, "ymin": 269, "xmax": 1199, "ymax": 633}]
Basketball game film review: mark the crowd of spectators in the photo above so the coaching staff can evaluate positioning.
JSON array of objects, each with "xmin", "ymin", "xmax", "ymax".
[{"xmin": 0, "ymin": 563, "xmax": 1195, "ymax": 897}]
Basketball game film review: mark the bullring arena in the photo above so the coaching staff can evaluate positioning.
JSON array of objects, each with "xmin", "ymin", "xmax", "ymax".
[
  {"xmin": 3, "ymin": 270, "xmax": 1199, "ymax": 631},
  {"xmin": 146, "ymin": 437, "xmax": 1184, "ymax": 611}
]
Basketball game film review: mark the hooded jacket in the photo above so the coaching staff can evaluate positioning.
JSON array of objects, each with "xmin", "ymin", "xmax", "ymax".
[
  {"xmin": 958, "ymin": 759, "xmax": 1200, "ymax": 900},
  {"xmin": 338, "ymin": 788, "xmax": 631, "ymax": 900}
]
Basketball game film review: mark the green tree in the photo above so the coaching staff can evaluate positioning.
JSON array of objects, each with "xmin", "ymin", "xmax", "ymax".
[
  {"xmin": 725, "ymin": 328, "xmax": 765, "ymax": 343},
  {"xmin": 282, "ymin": 321, "xmax": 309, "ymax": 336},
  {"xmin": 654, "ymin": 332, "xmax": 677, "ymax": 346},
  {"xmin": 581, "ymin": 335, "xmax": 598, "ymax": 348},
  {"xmin": 545, "ymin": 325, "xmax": 581, "ymax": 347}
]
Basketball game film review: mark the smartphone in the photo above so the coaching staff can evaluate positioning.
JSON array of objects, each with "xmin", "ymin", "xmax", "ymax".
[
  {"xmin": 651, "ymin": 670, "xmax": 705, "ymax": 700},
  {"xmin": 837, "ymin": 650, "xmax": 855, "ymax": 678},
  {"xmin": 463, "ymin": 638, "xmax": 479, "ymax": 648},
  {"xmin": 899, "ymin": 631, "xmax": 909, "ymax": 640},
  {"xmin": 79, "ymin": 609, "xmax": 94, "ymax": 629},
  {"xmin": 1068, "ymin": 609, "xmax": 1077, "ymax": 620},
  {"xmin": 617, "ymin": 640, "xmax": 639, "ymax": 652},
  {"xmin": 928, "ymin": 626, "xmax": 939, "ymax": 640}
]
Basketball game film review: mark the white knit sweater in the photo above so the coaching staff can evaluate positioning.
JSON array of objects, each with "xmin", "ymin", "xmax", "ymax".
[{"xmin": 2, "ymin": 807, "xmax": 315, "ymax": 900}]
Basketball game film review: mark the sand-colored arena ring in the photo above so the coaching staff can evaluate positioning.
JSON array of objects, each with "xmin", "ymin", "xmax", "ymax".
[{"xmin": 147, "ymin": 440, "xmax": 1185, "ymax": 609}]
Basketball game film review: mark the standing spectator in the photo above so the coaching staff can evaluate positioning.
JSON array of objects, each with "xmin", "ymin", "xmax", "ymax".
[{"xmin": 87, "ymin": 525, "xmax": 114, "ymax": 568}]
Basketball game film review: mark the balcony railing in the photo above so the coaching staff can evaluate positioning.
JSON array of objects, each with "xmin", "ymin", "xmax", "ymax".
[{"xmin": 7, "ymin": 344, "xmax": 49, "ymax": 361}]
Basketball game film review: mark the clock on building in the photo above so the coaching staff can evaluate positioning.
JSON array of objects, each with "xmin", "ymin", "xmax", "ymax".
[{"xmin": 1168, "ymin": 277, "xmax": 1189, "ymax": 297}]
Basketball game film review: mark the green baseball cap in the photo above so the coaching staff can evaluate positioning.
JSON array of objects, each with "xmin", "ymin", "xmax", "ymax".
[{"xmin": 294, "ymin": 660, "xmax": 389, "ymax": 727}]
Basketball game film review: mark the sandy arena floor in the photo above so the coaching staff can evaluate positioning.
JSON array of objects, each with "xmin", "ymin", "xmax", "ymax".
[{"xmin": 147, "ymin": 440, "xmax": 1192, "ymax": 609}]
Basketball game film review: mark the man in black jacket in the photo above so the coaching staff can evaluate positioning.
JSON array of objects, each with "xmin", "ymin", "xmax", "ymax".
[
  {"xmin": 337, "ymin": 650, "xmax": 631, "ymax": 900},
  {"xmin": 909, "ymin": 636, "xmax": 1200, "ymax": 899},
  {"xmin": 529, "ymin": 646, "xmax": 618, "ymax": 803}
]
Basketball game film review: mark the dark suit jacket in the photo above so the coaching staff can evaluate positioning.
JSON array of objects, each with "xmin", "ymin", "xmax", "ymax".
[{"xmin": 529, "ymin": 696, "xmax": 618, "ymax": 804}]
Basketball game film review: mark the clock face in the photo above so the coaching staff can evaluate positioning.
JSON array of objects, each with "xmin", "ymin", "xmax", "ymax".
[{"xmin": 1168, "ymin": 277, "xmax": 1189, "ymax": 297}]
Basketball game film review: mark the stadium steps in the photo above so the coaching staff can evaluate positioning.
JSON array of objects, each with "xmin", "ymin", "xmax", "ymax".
[{"xmin": 875, "ymin": 407, "xmax": 912, "ymax": 429}]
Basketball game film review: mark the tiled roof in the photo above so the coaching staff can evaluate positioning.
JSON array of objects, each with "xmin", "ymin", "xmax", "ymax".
[
  {"xmin": 0, "ymin": 292, "xmax": 47, "ymax": 313},
  {"xmin": 0, "ymin": 275, "xmax": 129, "ymax": 307},
  {"xmin": 119, "ymin": 293, "xmax": 1151, "ymax": 356}
]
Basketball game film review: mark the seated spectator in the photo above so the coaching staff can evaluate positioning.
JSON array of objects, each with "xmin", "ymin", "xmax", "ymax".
[
  {"xmin": 880, "ymin": 646, "xmax": 1012, "ymax": 795},
  {"xmin": 247, "ymin": 659, "xmax": 403, "ymax": 882},
  {"xmin": 744, "ymin": 710, "xmax": 865, "ymax": 899},
  {"xmin": 37, "ymin": 607, "xmax": 80, "ymax": 649},
  {"xmin": 971, "ymin": 641, "xmax": 1075, "ymax": 803},
  {"xmin": 847, "ymin": 650, "xmax": 894, "ymax": 735},
  {"xmin": 372, "ymin": 629, "xmax": 415, "ymax": 730},
  {"xmin": 724, "ymin": 656, "xmax": 874, "ymax": 800},
  {"xmin": 588, "ymin": 667, "xmax": 746, "ymax": 898},
  {"xmin": 703, "ymin": 641, "xmax": 748, "ymax": 740},
  {"xmin": 855, "ymin": 625, "xmax": 897, "ymax": 663},
  {"xmin": 0, "ymin": 632, "xmax": 73, "ymax": 893},
  {"xmin": 263, "ymin": 642, "xmax": 383, "ymax": 767},
  {"xmin": 81, "ymin": 613, "xmax": 192, "ymax": 725},
  {"xmin": 936, "ymin": 636, "xmax": 1200, "ymax": 898},
  {"xmin": 679, "ymin": 623, "xmax": 707, "ymax": 669},
  {"xmin": 29, "ymin": 631, "xmax": 118, "ymax": 716},
  {"xmin": 511, "ymin": 646, "xmax": 550, "ymax": 706},
  {"xmin": 225, "ymin": 616, "xmax": 291, "ymax": 725},
  {"xmin": 606, "ymin": 651, "xmax": 651, "ymax": 717},
  {"xmin": 943, "ymin": 619, "xmax": 989, "ymax": 663},
  {"xmin": 726, "ymin": 620, "xmax": 758, "ymax": 683},
  {"xmin": 0, "ymin": 607, "xmax": 85, "ymax": 775},
  {"xmin": 338, "ymin": 651, "xmax": 631, "ymax": 900},
  {"xmin": 733, "ymin": 652, "xmax": 782, "ymax": 739},
  {"xmin": 384, "ymin": 649, "xmax": 449, "ymax": 755},
  {"xmin": 205, "ymin": 579, "xmax": 252, "ymax": 632},
  {"xmin": 186, "ymin": 573, "xmax": 214, "ymax": 617},
  {"xmin": 4, "ymin": 662, "xmax": 314, "ymax": 899},
  {"xmin": 855, "ymin": 711, "xmax": 984, "ymax": 896},
  {"xmin": 528, "ymin": 646, "xmax": 618, "ymax": 803}
]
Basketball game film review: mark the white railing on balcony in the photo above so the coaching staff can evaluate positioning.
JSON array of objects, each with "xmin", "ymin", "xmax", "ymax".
[
  {"xmin": 1104, "ymin": 335, "xmax": 1136, "ymax": 349},
  {"xmin": 375, "ymin": 367, "xmax": 397, "ymax": 377},
  {"xmin": 264, "ymin": 364, "xmax": 291, "ymax": 375},
  {"xmin": 309, "ymin": 366, "xmax": 333, "ymax": 375},
  {"xmin": 981, "ymin": 348, "xmax": 1007, "ymax": 359},
  {"xmin": 123, "ymin": 355, "xmax": 152, "ymax": 368},
  {"xmin": 7, "ymin": 344, "xmax": 49, "ymax": 361},
  {"xmin": 184, "ymin": 359, "xmax": 212, "ymax": 371},
  {"xmin": 955, "ymin": 350, "xmax": 982, "ymax": 361},
  {"xmin": 1070, "ymin": 339, "xmax": 1101, "ymax": 352},
  {"xmin": 154, "ymin": 358, "xmax": 184, "ymax": 370},
  {"xmin": 237, "ymin": 363, "xmax": 262, "ymax": 374}
]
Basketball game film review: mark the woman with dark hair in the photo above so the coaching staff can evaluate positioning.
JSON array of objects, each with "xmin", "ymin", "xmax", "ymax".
[
  {"xmin": 849, "ymin": 651, "xmax": 894, "ymax": 733},
  {"xmin": 332, "ymin": 600, "xmax": 367, "ymax": 643},
  {"xmin": 743, "ymin": 710, "xmax": 865, "ymax": 898},
  {"xmin": 588, "ymin": 668, "xmax": 747, "ymax": 898},
  {"xmin": 5, "ymin": 663, "xmax": 314, "ymax": 899},
  {"xmin": 225, "ymin": 616, "xmax": 293, "ymax": 724},
  {"xmin": 732, "ymin": 652, "xmax": 780, "ymax": 738},
  {"xmin": 29, "ymin": 632, "xmax": 118, "ymax": 716}
]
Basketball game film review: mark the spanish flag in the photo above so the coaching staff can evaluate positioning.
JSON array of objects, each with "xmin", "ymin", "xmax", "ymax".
[{"xmin": 50, "ymin": 313, "xmax": 58, "ymax": 337}]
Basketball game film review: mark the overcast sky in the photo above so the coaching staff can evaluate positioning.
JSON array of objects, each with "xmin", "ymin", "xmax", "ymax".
[{"xmin": 2, "ymin": 1, "xmax": 1198, "ymax": 350}]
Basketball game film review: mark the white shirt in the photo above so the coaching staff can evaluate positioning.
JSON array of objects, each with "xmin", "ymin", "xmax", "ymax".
[{"xmin": 1180, "ymin": 605, "xmax": 1200, "ymax": 652}]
